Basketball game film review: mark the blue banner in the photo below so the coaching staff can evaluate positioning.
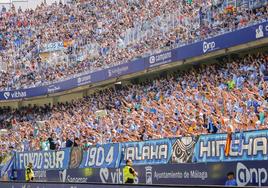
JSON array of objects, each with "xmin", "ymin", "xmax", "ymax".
[
  {"xmin": 0, "ymin": 21, "xmax": 267, "ymax": 101},
  {"xmin": 120, "ymin": 139, "xmax": 172, "ymax": 166},
  {"xmin": 10, "ymin": 129, "xmax": 268, "ymax": 171},
  {"xmin": 79, "ymin": 143, "xmax": 121, "ymax": 168},
  {"xmin": 13, "ymin": 160, "xmax": 268, "ymax": 187},
  {"xmin": 15, "ymin": 148, "xmax": 71, "ymax": 170},
  {"xmin": 193, "ymin": 129, "xmax": 268, "ymax": 163},
  {"xmin": 13, "ymin": 139, "xmax": 173, "ymax": 170},
  {"xmin": 0, "ymin": 182, "xmax": 165, "ymax": 188}
]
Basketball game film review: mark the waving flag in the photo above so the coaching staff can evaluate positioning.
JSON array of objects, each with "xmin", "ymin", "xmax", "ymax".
[{"xmin": 225, "ymin": 133, "xmax": 232, "ymax": 157}]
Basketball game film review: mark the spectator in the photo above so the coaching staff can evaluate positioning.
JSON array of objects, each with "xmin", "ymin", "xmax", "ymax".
[
  {"xmin": 40, "ymin": 136, "xmax": 50, "ymax": 151},
  {"xmin": 65, "ymin": 137, "xmax": 73, "ymax": 148},
  {"xmin": 225, "ymin": 172, "xmax": 237, "ymax": 186},
  {"xmin": 73, "ymin": 137, "xmax": 80, "ymax": 147},
  {"xmin": 0, "ymin": 48, "xmax": 268, "ymax": 155},
  {"xmin": 47, "ymin": 133, "xmax": 57, "ymax": 150}
]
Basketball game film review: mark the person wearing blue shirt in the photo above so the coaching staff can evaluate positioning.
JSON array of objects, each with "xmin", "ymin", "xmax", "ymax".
[{"xmin": 225, "ymin": 172, "xmax": 237, "ymax": 186}]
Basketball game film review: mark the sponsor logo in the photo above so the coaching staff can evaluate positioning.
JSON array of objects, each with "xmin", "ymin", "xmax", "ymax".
[
  {"xmin": 154, "ymin": 170, "xmax": 207, "ymax": 180},
  {"xmin": 100, "ymin": 168, "xmax": 109, "ymax": 183},
  {"xmin": 100, "ymin": 168, "xmax": 138, "ymax": 184},
  {"xmin": 66, "ymin": 175, "xmax": 88, "ymax": 183},
  {"xmin": 77, "ymin": 75, "xmax": 92, "ymax": 86},
  {"xmin": 100, "ymin": 168, "xmax": 123, "ymax": 184},
  {"xmin": 59, "ymin": 169, "xmax": 67, "ymax": 182},
  {"xmin": 47, "ymin": 85, "xmax": 61, "ymax": 94},
  {"xmin": 108, "ymin": 66, "xmax": 129, "ymax": 77},
  {"xmin": 3, "ymin": 91, "xmax": 27, "ymax": 99},
  {"xmin": 236, "ymin": 162, "xmax": 267, "ymax": 187},
  {"xmin": 256, "ymin": 25, "xmax": 264, "ymax": 39},
  {"xmin": 33, "ymin": 170, "xmax": 47, "ymax": 179},
  {"xmin": 149, "ymin": 56, "xmax": 156, "ymax": 64},
  {"xmin": 145, "ymin": 166, "xmax": 153, "ymax": 184},
  {"xmin": 59, "ymin": 169, "xmax": 88, "ymax": 183},
  {"xmin": 3, "ymin": 92, "xmax": 10, "ymax": 99},
  {"xmin": 149, "ymin": 52, "xmax": 172, "ymax": 66},
  {"xmin": 203, "ymin": 41, "xmax": 216, "ymax": 53}
]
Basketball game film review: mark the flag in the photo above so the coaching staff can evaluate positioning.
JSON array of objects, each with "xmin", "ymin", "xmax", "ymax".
[
  {"xmin": 225, "ymin": 5, "xmax": 235, "ymax": 14},
  {"xmin": 63, "ymin": 40, "xmax": 74, "ymax": 47},
  {"xmin": 95, "ymin": 110, "xmax": 107, "ymax": 118},
  {"xmin": 238, "ymin": 131, "xmax": 245, "ymax": 153},
  {"xmin": 0, "ymin": 154, "xmax": 14, "ymax": 179},
  {"xmin": 225, "ymin": 133, "xmax": 232, "ymax": 157}
]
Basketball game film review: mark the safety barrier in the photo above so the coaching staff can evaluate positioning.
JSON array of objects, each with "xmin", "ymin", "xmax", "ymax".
[
  {"xmin": 0, "ymin": 181, "xmax": 257, "ymax": 188},
  {"xmin": 13, "ymin": 129, "xmax": 268, "ymax": 171},
  {"xmin": 10, "ymin": 160, "xmax": 268, "ymax": 187}
]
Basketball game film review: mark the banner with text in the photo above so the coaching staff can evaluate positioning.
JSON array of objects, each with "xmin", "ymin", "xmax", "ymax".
[
  {"xmin": 193, "ymin": 129, "xmax": 268, "ymax": 163},
  {"xmin": 14, "ymin": 160, "xmax": 268, "ymax": 187},
  {"xmin": 79, "ymin": 143, "xmax": 121, "ymax": 168},
  {"xmin": 12, "ymin": 129, "xmax": 268, "ymax": 170},
  {"xmin": 120, "ymin": 139, "xmax": 172, "ymax": 166},
  {"xmin": 15, "ymin": 148, "xmax": 71, "ymax": 170},
  {"xmin": 40, "ymin": 42, "xmax": 64, "ymax": 53}
]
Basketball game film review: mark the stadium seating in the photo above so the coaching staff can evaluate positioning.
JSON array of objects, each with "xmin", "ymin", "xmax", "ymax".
[
  {"xmin": 0, "ymin": 0, "xmax": 267, "ymax": 91},
  {"xmin": 0, "ymin": 2, "xmax": 268, "ymax": 187},
  {"xmin": 0, "ymin": 52, "xmax": 267, "ymax": 156}
]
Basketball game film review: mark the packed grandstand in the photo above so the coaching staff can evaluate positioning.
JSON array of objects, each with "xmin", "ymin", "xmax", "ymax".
[
  {"xmin": 0, "ymin": 0, "xmax": 267, "ymax": 185},
  {"xmin": 0, "ymin": 52, "xmax": 268, "ymax": 154},
  {"xmin": 0, "ymin": 0, "xmax": 267, "ymax": 90}
]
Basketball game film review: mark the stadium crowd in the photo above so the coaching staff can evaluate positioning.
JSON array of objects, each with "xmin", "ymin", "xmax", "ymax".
[
  {"xmin": 0, "ymin": 0, "xmax": 267, "ymax": 90},
  {"xmin": 0, "ymin": 52, "xmax": 267, "ymax": 155}
]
